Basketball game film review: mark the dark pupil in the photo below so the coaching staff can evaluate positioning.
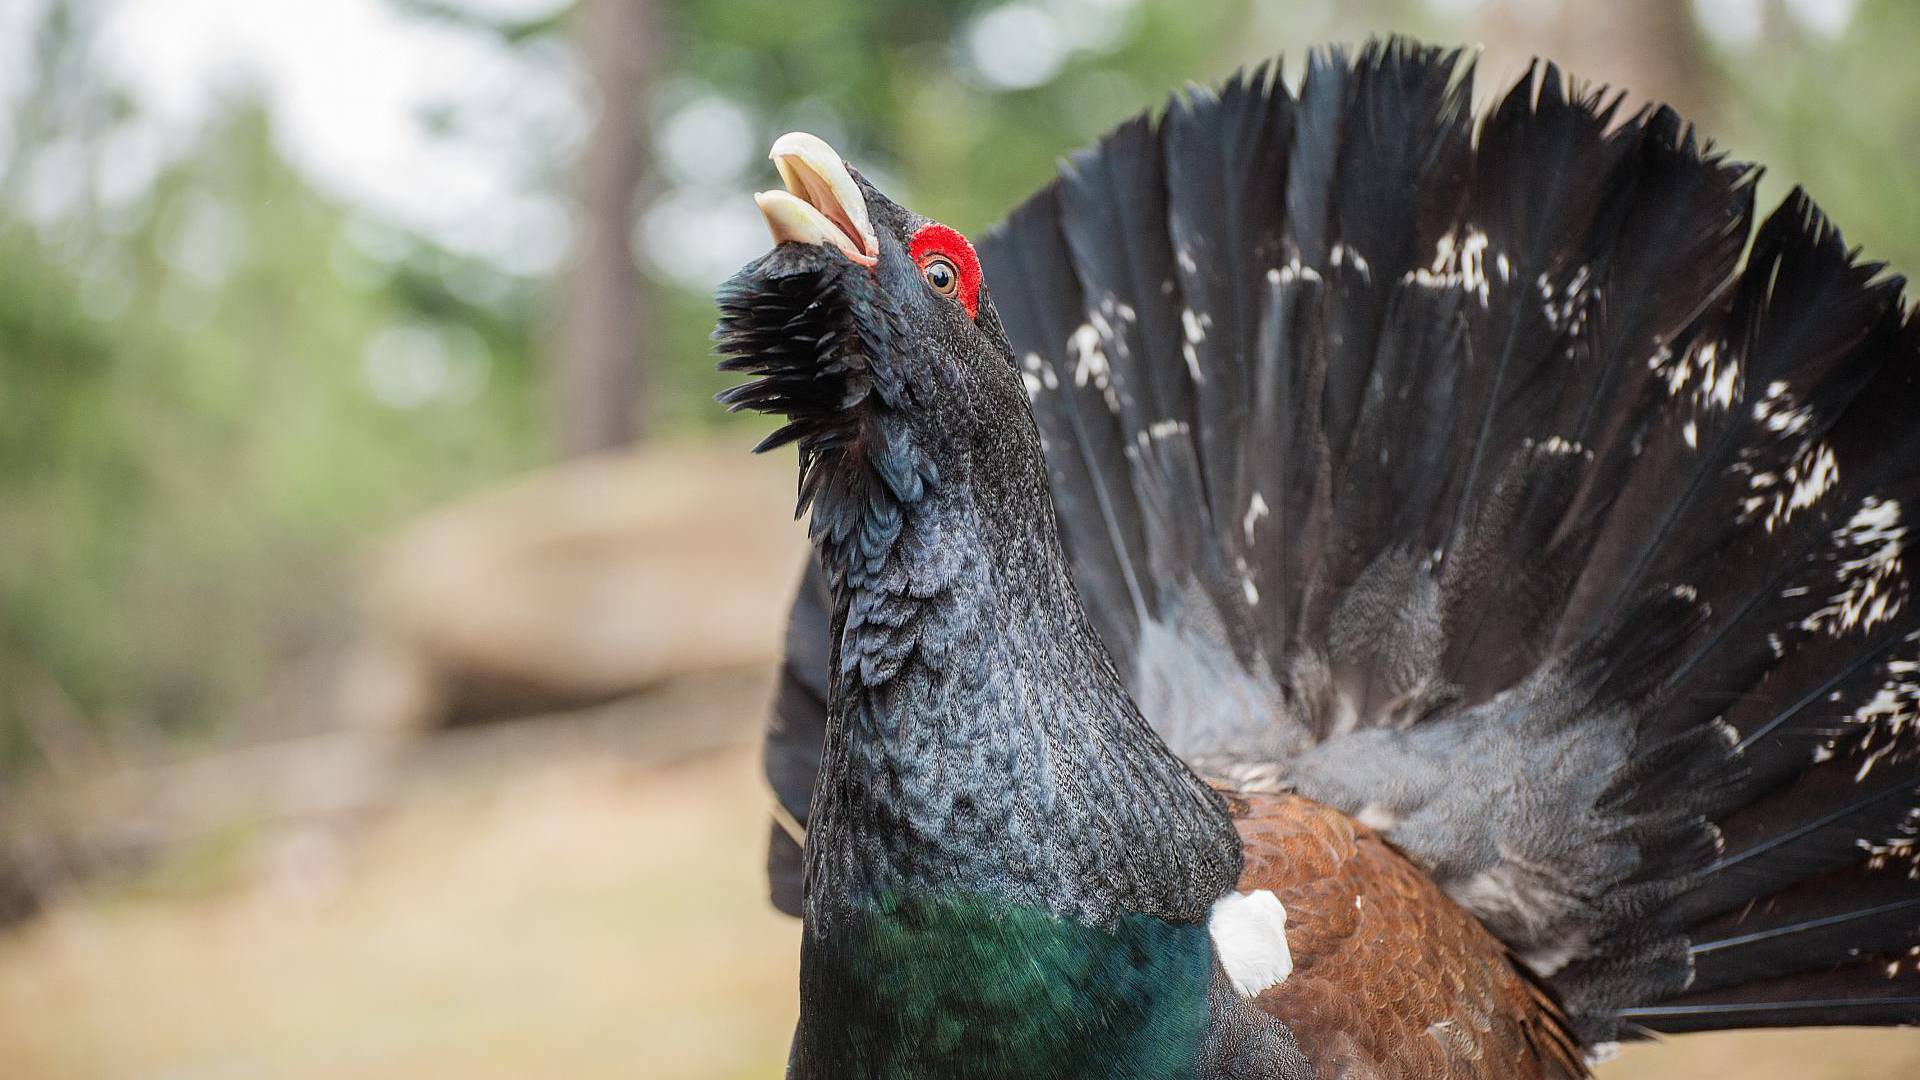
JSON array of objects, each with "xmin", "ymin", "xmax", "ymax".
[{"xmin": 927, "ymin": 261, "xmax": 953, "ymax": 290}]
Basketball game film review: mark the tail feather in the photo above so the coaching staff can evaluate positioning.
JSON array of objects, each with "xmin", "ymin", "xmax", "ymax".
[
  {"xmin": 1437, "ymin": 64, "xmax": 1630, "ymax": 569},
  {"xmin": 1548, "ymin": 108, "xmax": 1756, "ymax": 652},
  {"xmin": 995, "ymin": 193, "xmax": 1152, "ymax": 662},
  {"xmin": 1280, "ymin": 47, "xmax": 1349, "ymax": 271},
  {"xmin": 1056, "ymin": 117, "xmax": 1228, "ymax": 616},
  {"xmin": 1617, "ymin": 959, "xmax": 1920, "ymax": 1033},
  {"xmin": 1681, "ymin": 769, "xmax": 1920, "ymax": 923},
  {"xmin": 764, "ymin": 558, "xmax": 832, "ymax": 916},
  {"xmin": 1318, "ymin": 44, "xmax": 1471, "ymax": 491},
  {"xmin": 1315, "ymin": 48, "xmax": 1475, "ymax": 643},
  {"xmin": 1252, "ymin": 46, "xmax": 1351, "ymax": 655},
  {"xmin": 1162, "ymin": 61, "xmax": 1293, "ymax": 652},
  {"xmin": 1239, "ymin": 242, "xmax": 1324, "ymax": 663},
  {"xmin": 1687, "ymin": 861, "xmax": 1920, "ymax": 993}
]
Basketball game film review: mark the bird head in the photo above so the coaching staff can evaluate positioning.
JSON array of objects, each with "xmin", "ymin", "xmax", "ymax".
[{"xmin": 715, "ymin": 133, "xmax": 1032, "ymax": 580}]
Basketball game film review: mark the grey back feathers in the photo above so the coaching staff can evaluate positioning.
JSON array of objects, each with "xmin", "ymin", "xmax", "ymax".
[{"xmin": 763, "ymin": 39, "xmax": 1920, "ymax": 1044}]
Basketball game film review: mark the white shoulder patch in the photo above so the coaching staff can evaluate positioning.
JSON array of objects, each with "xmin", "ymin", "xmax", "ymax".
[{"xmin": 1208, "ymin": 889, "xmax": 1293, "ymax": 996}]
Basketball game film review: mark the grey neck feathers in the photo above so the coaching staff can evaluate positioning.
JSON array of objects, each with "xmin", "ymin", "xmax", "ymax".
[{"xmin": 804, "ymin": 429, "xmax": 1244, "ymax": 931}]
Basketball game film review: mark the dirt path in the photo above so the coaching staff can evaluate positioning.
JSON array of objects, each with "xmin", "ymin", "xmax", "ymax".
[{"xmin": 0, "ymin": 674, "xmax": 799, "ymax": 1080}]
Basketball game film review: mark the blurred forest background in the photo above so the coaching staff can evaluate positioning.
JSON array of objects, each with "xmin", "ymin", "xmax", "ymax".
[{"xmin": 2, "ymin": 0, "xmax": 1919, "ymax": 1077}]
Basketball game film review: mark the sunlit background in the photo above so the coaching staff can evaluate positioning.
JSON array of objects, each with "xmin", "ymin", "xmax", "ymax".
[{"xmin": 2, "ymin": 1, "xmax": 1918, "ymax": 1077}]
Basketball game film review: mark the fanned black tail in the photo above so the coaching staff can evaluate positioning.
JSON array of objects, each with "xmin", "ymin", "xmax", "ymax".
[{"xmin": 762, "ymin": 39, "xmax": 1920, "ymax": 1046}]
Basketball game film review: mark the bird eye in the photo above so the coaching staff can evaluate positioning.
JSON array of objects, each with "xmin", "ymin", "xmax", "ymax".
[
  {"xmin": 907, "ymin": 223, "xmax": 980, "ymax": 318},
  {"xmin": 921, "ymin": 255, "xmax": 960, "ymax": 298}
]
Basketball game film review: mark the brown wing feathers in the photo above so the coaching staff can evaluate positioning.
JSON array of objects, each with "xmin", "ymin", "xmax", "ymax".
[{"xmin": 1229, "ymin": 792, "xmax": 1587, "ymax": 1079}]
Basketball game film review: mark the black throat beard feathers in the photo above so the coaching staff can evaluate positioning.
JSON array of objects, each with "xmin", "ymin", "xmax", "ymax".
[{"xmin": 715, "ymin": 247, "xmax": 939, "ymax": 590}]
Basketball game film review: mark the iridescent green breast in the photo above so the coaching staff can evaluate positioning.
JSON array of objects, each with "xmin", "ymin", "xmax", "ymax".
[{"xmin": 795, "ymin": 890, "xmax": 1214, "ymax": 1080}]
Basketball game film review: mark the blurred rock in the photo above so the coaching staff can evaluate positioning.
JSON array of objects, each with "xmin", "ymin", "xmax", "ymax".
[
  {"xmin": 0, "ymin": 441, "xmax": 800, "ymax": 931},
  {"xmin": 351, "ymin": 438, "xmax": 807, "ymax": 732}
]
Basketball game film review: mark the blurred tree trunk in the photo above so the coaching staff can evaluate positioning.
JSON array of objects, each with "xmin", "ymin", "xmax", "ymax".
[
  {"xmin": 1475, "ymin": 0, "xmax": 1711, "ymax": 124},
  {"xmin": 553, "ymin": 0, "xmax": 655, "ymax": 456}
]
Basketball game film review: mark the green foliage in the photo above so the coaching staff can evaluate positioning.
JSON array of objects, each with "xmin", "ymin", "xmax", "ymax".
[
  {"xmin": 669, "ymin": 0, "xmax": 1236, "ymax": 233},
  {"xmin": 0, "ymin": 99, "xmax": 542, "ymax": 766},
  {"xmin": 1700, "ymin": 0, "xmax": 1920, "ymax": 276}
]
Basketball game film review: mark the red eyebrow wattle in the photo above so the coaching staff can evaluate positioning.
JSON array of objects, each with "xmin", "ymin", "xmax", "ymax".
[{"xmin": 908, "ymin": 222, "xmax": 982, "ymax": 319}]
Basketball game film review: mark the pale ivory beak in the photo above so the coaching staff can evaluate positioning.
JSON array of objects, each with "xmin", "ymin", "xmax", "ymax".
[{"xmin": 755, "ymin": 131, "xmax": 879, "ymax": 267}]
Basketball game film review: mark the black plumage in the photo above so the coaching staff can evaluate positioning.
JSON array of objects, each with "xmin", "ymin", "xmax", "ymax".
[{"xmin": 741, "ymin": 37, "xmax": 1920, "ymax": 1065}]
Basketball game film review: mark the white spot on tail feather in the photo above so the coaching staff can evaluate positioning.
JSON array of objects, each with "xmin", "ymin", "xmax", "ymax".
[
  {"xmin": 1243, "ymin": 492, "xmax": 1270, "ymax": 545},
  {"xmin": 1330, "ymin": 242, "xmax": 1371, "ymax": 280},
  {"xmin": 1791, "ymin": 446, "xmax": 1840, "ymax": 511},
  {"xmin": 1802, "ymin": 496, "xmax": 1905, "ymax": 636},
  {"xmin": 1754, "ymin": 380, "xmax": 1812, "ymax": 436},
  {"xmin": 1532, "ymin": 435, "xmax": 1588, "ymax": 458},
  {"xmin": 1858, "ymin": 826, "xmax": 1920, "ymax": 879},
  {"xmin": 1710, "ymin": 355, "xmax": 1739, "ymax": 410},
  {"xmin": 1268, "ymin": 260, "xmax": 1323, "ymax": 287},
  {"xmin": 1742, "ymin": 441, "xmax": 1840, "ymax": 533},
  {"xmin": 1067, "ymin": 321, "xmax": 1121, "ymax": 415},
  {"xmin": 1660, "ymin": 338, "xmax": 1740, "ymax": 413},
  {"xmin": 1096, "ymin": 294, "xmax": 1137, "ymax": 324},
  {"xmin": 1019, "ymin": 352, "xmax": 1047, "ymax": 399},
  {"xmin": 1181, "ymin": 308, "xmax": 1210, "ymax": 383},
  {"xmin": 1069, "ymin": 323, "xmax": 1106, "ymax": 387},
  {"xmin": 1538, "ymin": 264, "xmax": 1595, "ymax": 334},
  {"xmin": 1420, "ymin": 226, "xmax": 1492, "ymax": 306},
  {"xmin": 1021, "ymin": 351, "xmax": 1059, "ymax": 392},
  {"xmin": 1210, "ymin": 890, "xmax": 1292, "ymax": 996},
  {"xmin": 1711, "ymin": 716, "xmax": 1738, "ymax": 747}
]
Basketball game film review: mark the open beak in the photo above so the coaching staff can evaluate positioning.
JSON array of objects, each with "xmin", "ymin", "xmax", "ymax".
[{"xmin": 755, "ymin": 132, "xmax": 879, "ymax": 268}]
